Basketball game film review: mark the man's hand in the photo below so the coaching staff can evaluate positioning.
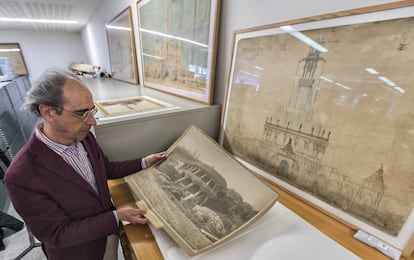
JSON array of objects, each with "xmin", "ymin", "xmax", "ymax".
[
  {"xmin": 144, "ymin": 151, "xmax": 166, "ymax": 168},
  {"xmin": 116, "ymin": 207, "xmax": 148, "ymax": 224}
]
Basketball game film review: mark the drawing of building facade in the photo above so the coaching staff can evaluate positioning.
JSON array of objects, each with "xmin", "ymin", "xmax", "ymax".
[
  {"xmin": 254, "ymin": 46, "xmax": 394, "ymax": 233},
  {"xmin": 170, "ymin": 159, "xmax": 227, "ymax": 206}
]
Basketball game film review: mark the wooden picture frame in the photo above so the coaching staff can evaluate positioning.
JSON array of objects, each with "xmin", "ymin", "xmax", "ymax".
[
  {"xmin": 95, "ymin": 96, "xmax": 168, "ymax": 116},
  {"xmin": 136, "ymin": 0, "xmax": 220, "ymax": 104},
  {"xmin": 125, "ymin": 126, "xmax": 279, "ymax": 256},
  {"xmin": 0, "ymin": 43, "xmax": 28, "ymax": 76},
  {"xmin": 219, "ymin": 1, "xmax": 414, "ymax": 257},
  {"xmin": 106, "ymin": 7, "xmax": 139, "ymax": 84}
]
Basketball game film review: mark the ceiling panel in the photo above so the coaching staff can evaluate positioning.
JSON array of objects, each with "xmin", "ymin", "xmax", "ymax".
[{"xmin": 0, "ymin": 0, "xmax": 104, "ymax": 32}]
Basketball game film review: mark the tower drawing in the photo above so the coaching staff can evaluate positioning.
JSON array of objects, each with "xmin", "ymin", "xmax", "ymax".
[
  {"xmin": 263, "ymin": 45, "xmax": 329, "ymax": 180},
  {"xmin": 257, "ymin": 45, "xmax": 392, "ymax": 233},
  {"xmin": 287, "ymin": 46, "xmax": 325, "ymax": 123}
]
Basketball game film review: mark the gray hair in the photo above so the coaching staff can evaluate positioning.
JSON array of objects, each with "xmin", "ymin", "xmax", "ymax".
[{"xmin": 22, "ymin": 68, "xmax": 81, "ymax": 116}]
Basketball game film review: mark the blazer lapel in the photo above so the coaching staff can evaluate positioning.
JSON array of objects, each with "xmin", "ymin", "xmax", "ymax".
[
  {"xmin": 81, "ymin": 137, "xmax": 108, "ymax": 199},
  {"xmin": 28, "ymin": 136, "xmax": 97, "ymax": 195}
]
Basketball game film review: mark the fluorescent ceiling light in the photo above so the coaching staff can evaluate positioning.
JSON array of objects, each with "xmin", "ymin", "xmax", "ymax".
[
  {"xmin": 0, "ymin": 17, "xmax": 77, "ymax": 24},
  {"xmin": 365, "ymin": 69, "xmax": 404, "ymax": 95},
  {"xmin": 0, "ymin": 48, "xmax": 20, "ymax": 52},
  {"xmin": 280, "ymin": 25, "xmax": 328, "ymax": 53},
  {"xmin": 105, "ymin": 25, "xmax": 131, "ymax": 31},
  {"xmin": 320, "ymin": 76, "xmax": 334, "ymax": 83},
  {"xmin": 365, "ymin": 68, "xmax": 379, "ymax": 75},
  {"xmin": 140, "ymin": 28, "xmax": 208, "ymax": 48},
  {"xmin": 394, "ymin": 86, "xmax": 405, "ymax": 93},
  {"xmin": 335, "ymin": 82, "xmax": 351, "ymax": 90},
  {"xmin": 378, "ymin": 76, "xmax": 397, "ymax": 87},
  {"xmin": 240, "ymin": 70, "xmax": 260, "ymax": 78},
  {"xmin": 142, "ymin": 53, "xmax": 164, "ymax": 60}
]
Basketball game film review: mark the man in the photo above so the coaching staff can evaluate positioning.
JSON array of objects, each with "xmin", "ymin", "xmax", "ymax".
[{"xmin": 4, "ymin": 69, "xmax": 165, "ymax": 259}]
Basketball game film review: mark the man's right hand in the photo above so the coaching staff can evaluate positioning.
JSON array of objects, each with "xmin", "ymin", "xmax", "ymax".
[{"xmin": 116, "ymin": 207, "xmax": 147, "ymax": 224}]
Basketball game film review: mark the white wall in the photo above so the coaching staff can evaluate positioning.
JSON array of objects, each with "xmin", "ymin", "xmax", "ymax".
[
  {"xmin": 81, "ymin": 0, "xmax": 133, "ymax": 76},
  {"xmin": 0, "ymin": 31, "xmax": 87, "ymax": 81}
]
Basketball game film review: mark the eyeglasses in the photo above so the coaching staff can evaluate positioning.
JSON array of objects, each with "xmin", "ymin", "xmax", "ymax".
[{"xmin": 51, "ymin": 106, "xmax": 98, "ymax": 121}]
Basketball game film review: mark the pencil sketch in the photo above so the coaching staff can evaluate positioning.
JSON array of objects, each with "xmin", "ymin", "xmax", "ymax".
[
  {"xmin": 125, "ymin": 126, "xmax": 279, "ymax": 255},
  {"xmin": 0, "ymin": 43, "xmax": 28, "ymax": 76},
  {"xmin": 106, "ymin": 7, "xmax": 138, "ymax": 84},
  {"xmin": 222, "ymin": 16, "xmax": 414, "ymax": 237},
  {"xmin": 95, "ymin": 96, "xmax": 165, "ymax": 116},
  {"xmin": 137, "ymin": 0, "xmax": 219, "ymax": 103}
]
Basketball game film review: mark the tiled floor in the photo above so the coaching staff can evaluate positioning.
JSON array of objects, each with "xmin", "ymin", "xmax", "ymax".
[
  {"xmin": 0, "ymin": 228, "xmax": 44, "ymax": 260},
  {"xmin": 0, "ymin": 204, "xmax": 45, "ymax": 260},
  {"xmin": 0, "ymin": 203, "xmax": 125, "ymax": 260}
]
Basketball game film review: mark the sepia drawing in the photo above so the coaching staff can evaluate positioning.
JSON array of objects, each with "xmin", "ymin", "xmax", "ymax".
[
  {"xmin": 220, "ymin": 6, "xmax": 414, "ymax": 255},
  {"xmin": 95, "ymin": 96, "xmax": 166, "ymax": 116},
  {"xmin": 137, "ymin": 0, "xmax": 220, "ymax": 104},
  {"xmin": 106, "ymin": 7, "xmax": 139, "ymax": 84},
  {"xmin": 0, "ymin": 43, "xmax": 28, "ymax": 76},
  {"xmin": 125, "ymin": 126, "xmax": 279, "ymax": 255}
]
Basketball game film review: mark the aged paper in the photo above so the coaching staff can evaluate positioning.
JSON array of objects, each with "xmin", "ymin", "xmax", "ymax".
[
  {"xmin": 222, "ymin": 17, "xmax": 414, "ymax": 237},
  {"xmin": 95, "ymin": 96, "xmax": 165, "ymax": 116},
  {"xmin": 125, "ymin": 126, "xmax": 279, "ymax": 255}
]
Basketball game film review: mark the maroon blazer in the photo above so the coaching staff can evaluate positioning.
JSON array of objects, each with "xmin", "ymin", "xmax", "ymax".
[{"xmin": 5, "ymin": 132, "xmax": 143, "ymax": 260}]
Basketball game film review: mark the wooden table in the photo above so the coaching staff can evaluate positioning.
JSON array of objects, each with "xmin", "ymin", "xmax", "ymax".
[
  {"xmin": 108, "ymin": 179, "xmax": 163, "ymax": 260},
  {"xmin": 108, "ymin": 177, "xmax": 414, "ymax": 260}
]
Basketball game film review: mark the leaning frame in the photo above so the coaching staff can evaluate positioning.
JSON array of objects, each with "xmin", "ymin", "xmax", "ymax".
[
  {"xmin": 220, "ymin": 1, "xmax": 414, "ymax": 257},
  {"xmin": 106, "ymin": 6, "xmax": 139, "ymax": 84},
  {"xmin": 0, "ymin": 43, "xmax": 28, "ymax": 76},
  {"xmin": 136, "ymin": 0, "xmax": 220, "ymax": 104},
  {"xmin": 95, "ymin": 96, "xmax": 166, "ymax": 116}
]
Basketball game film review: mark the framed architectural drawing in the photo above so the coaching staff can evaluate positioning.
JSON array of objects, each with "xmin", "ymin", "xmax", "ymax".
[
  {"xmin": 220, "ymin": 1, "xmax": 414, "ymax": 257},
  {"xmin": 136, "ymin": 0, "xmax": 220, "ymax": 104},
  {"xmin": 125, "ymin": 126, "xmax": 279, "ymax": 256},
  {"xmin": 106, "ymin": 7, "xmax": 139, "ymax": 84},
  {"xmin": 0, "ymin": 43, "xmax": 28, "ymax": 76},
  {"xmin": 95, "ymin": 96, "xmax": 169, "ymax": 116}
]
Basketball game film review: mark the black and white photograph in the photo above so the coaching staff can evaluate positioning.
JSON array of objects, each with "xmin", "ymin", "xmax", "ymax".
[{"xmin": 125, "ymin": 126, "xmax": 279, "ymax": 255}]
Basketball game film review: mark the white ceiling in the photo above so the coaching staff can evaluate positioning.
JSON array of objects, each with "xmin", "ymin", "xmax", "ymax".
[{"xmin": 0, "ymin": 0, "xmax": 104, "ymax": 32}]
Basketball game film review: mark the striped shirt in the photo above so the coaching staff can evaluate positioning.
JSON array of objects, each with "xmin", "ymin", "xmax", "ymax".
[{"xmin": 35, "ymin": 124, "xmax": 98, "ymax": 194}]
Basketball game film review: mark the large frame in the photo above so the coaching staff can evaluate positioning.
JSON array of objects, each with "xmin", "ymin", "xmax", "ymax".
[
  {"xmin": 136, "ymin": 0, "xmax": 220, "ymax": 104},
  {"xmin": 0, "ymin": 43, "xmax": 28, "ymax": 76},
  {"xmin": 125, "ymin": 126, "xmax": 279, "ymax": 256},
  {"xmin": 220, "ymin": 1, "xmax": 414, "ymax": 257},
  {"xmin": 106, "ymin": 7, "xmax": 139, "ymax": 84}
]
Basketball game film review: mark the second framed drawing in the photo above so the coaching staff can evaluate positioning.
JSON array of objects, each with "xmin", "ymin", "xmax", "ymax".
[
  {"xmin": 136, "ymin": 0, "xmax": 220, "ymax": 104},
  {"xmin": 95, "ymin": 96, "xmax": 167, "ymax": 116},
  {"xmin": 106, "ymin": 7, "xmax": 139, "ymax": 84},
  {"xmin": 220, "ymin": 1, "xmax": 414, "ymax": 257},
  {"xmin": 0, "ymin": 43, "xmax": 28, "ymax": 76}
]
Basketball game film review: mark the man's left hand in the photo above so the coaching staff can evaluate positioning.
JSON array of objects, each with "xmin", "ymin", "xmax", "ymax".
[{"xmin": 144, "ymin": 151, "xmax": 166, "ymax": 168}]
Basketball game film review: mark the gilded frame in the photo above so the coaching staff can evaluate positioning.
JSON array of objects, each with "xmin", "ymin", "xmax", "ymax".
[
  {"xmin": 106, "ymin": 7, "xmax": 139, "ymax": 84},
  {"xmin": 220, "ymin": 1, "xmax": 414, "ymax": 257},
  {"xmin": 0, "ymin": 43, "xmax": 28, "ymax": 76},
  {"xmin": 136, "ymin": 0, "xmax": 220, "ymax": 104}
]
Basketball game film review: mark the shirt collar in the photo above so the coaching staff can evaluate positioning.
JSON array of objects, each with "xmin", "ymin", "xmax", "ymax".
[{"xmin": 35, "ymin": 123, "xmax": 78, "ymax": 154}]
